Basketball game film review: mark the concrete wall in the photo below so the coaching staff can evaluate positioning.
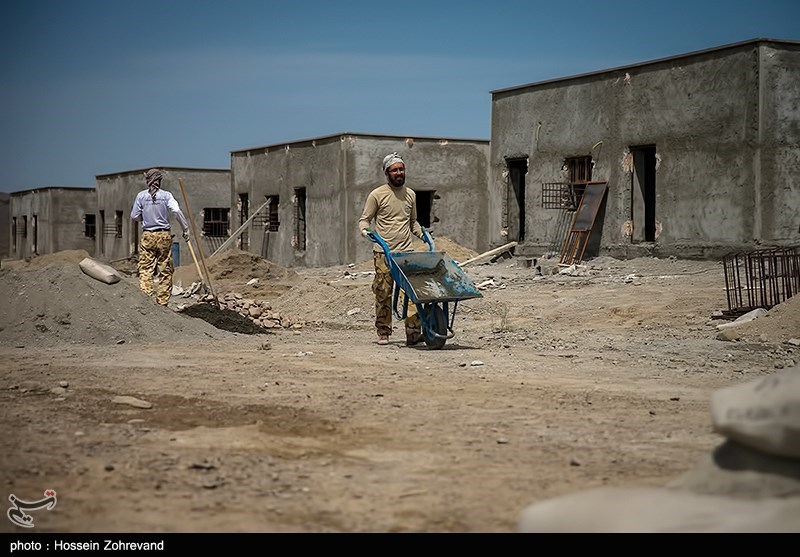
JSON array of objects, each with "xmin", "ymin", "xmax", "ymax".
[
  {"xmin": 9, "ymin": 187, "xmax": 96, "ymax": 259},
  {"xmin": 95, "ymin": 167, "xmax": 230, "ymax": 266},
  {"xmin": 231, "ymin": 133, "xmax": 490, "ymax": 268},
  {"xmin": 489, "ymin": 39, "xmax": 800, "ymax": 259}
]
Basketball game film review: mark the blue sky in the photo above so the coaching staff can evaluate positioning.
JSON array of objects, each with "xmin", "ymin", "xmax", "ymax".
[{"xmin": 1, "ymin": 0, "xmax": 797, "ymax": 193}]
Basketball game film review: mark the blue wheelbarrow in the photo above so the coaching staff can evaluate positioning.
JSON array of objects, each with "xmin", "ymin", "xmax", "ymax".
[{"xmin": 366, "ymin": 229, "xmax": 482, "ymax": 349}]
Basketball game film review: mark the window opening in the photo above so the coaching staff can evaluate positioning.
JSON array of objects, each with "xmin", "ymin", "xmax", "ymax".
[
  {"xmin": 84, "ymin": 214, "xmax": 96, "ymax": 239},
  {"xmin": 238, "ymin": 193, "xmax": 249, "ymax": 251},
  {"xmin": 294, "ymin": 188, "xmax": 306, "ymax": 251},
  {"xmin": 565, "ymin": 155, "xmax": 593, "ymax": 203},
  {"xmin": 12, "ymin": 217, "xmax": 17, "ymax": 253},
  {"xmin": 115, "ymin": 211, "xmax": 123, "ymax": 238},
  {"xmin": 203, "ymin": 208, "xmax": 230, "ymax": 237},
  {"xmin": 32, "ymin": 215, "xmax": 38, "ymax": 254},
  {"xmin": 99, "ymin": 210, "xmax": 105, "ymax": 256},
  {"xmin": 268, "ymin": 195, "xmax": 280, "ymax": 231}
]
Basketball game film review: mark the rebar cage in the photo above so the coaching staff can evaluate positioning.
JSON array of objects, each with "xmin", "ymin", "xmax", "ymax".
[{"xmin": 722, "ymin": 246, "xmax": 800, "ymax": 316}]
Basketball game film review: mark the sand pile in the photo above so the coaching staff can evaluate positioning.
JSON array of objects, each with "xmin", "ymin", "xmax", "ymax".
[
  {"xmin": 0, "ymin": 253, "xmax": 236, "ymax": 346},
  {"xmin": 734, "ymin": 295, "xmax": 800, "ymax": 343},
  {"xmin": 174, "ymin": 249, "xmax": 299, "ymax": 301}
]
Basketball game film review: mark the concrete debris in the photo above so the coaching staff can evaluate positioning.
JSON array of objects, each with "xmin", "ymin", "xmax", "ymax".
[{"xmin": 716, "ymin": 308, "xmax": 769, "ymax": 331}]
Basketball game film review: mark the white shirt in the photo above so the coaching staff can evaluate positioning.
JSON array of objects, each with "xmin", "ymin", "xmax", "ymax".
[{"xmin": 130, "ymin": 189, "xmax": 189, "ymax": 232}]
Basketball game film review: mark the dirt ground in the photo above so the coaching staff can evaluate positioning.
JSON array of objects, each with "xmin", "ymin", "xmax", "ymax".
[{"xmin": 1, "ymin": 241, "xmax": 798, "ymax": 533}]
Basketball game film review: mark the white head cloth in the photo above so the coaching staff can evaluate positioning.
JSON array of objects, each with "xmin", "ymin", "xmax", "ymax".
[{"xmin": 383, "ymin": 152, "xmax": 404, "ymax": 172}]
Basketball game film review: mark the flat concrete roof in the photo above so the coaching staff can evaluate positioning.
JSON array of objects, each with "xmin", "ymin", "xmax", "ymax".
[
  {"xmin": 95, "ymin": 166, "xmax": 229, "ymax": 180},
  {"xmin": 10, "ymin": 186, "xmax": 95, "ymax": 196},
  {"xmin": 231, "ymin": 131, "xmax": 489, "ymax": 155},
  {"xmin": 491, "ymin": 37, "xmax": 800, "ymax": 95}
]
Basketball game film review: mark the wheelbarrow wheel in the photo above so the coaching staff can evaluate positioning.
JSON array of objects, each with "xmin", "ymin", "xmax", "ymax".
[{"xmin": 423, "ymin": 305, "xmax": 447, "ymax": 350}]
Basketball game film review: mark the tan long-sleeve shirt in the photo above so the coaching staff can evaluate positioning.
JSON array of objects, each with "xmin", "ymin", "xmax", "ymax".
[{"xmin": 358, "ymin": 184, "xmax": 424, "ymax": 253}]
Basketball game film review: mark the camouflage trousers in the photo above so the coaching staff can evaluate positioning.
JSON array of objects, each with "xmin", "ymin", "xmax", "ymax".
[
  {"xmin": 138, "ymin": 230, "xmax": 174, "ymax": 306},
  {"xmin": 372, "ymin": 252, "xmax": 421, "ymax": 337}
]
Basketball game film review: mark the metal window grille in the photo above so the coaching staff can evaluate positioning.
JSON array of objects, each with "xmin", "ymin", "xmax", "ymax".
[
  {"xmin": 542, "ymin": 183, "xmax": 579, "ymax": 210},
  {"xmin": 203, "ymin": 208, "xmax": 230, "ymax": 238}
]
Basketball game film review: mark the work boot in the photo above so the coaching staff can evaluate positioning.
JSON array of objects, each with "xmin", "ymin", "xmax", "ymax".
[
  {"xmin": 406, "ymin": 331, "xmax": 423, "ymax": 346},
  {"xmin": 377, "ymin": 334, "xmax": 389, "ymax": 345}
]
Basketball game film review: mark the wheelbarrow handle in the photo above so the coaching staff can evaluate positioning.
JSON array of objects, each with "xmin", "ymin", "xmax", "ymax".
[
  {"xmin": 421, "ymin": 227, "xmax": 435, "ymax": 252},
  {"xmin": 365, "ymin": 228, "xmax": 435, "ymax": 253}
]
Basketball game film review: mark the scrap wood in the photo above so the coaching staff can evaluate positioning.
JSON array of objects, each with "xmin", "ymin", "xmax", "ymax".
[{"xmin": 458, "ymin": 242, "xmax": 518, "ymax": 268}]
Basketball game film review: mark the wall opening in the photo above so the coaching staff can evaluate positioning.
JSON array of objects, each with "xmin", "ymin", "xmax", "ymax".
[
  {"xmin": 294, "ymin": 188, "xmax": 306, "ymax": 251},
  {"xmin": 203, "ymin": 208, "xmax": 229, "ymax": 238},
  {"xmin": 84, "ymin": 214, "xmax": 96, "ymax": 239},
  {"xmin": 506, "ymin": 159, "xmax": 527, "ymax": 242},
  {"xmin": 267, "ymin": 195, "xmax": 280, "ymax": 231},
  {"xmin": 630, "ymin": 145, "xmax": 657, "ymax": 242},
  {"xmin": 238, "ymin": 193, "xmax": 249, "ymax": 251},
  {"xmin": 203, "ymin": 208, "xmax": 230, "ymax": 254},
  {"xmin": 565, "ymin": 155, "xmax": 593, "ymax": 202},
  {"xmin": 12, "ymin": 217, "xmax": 17, "ymax": 253},
  {"xmin": 99, "ymin": 210, "xmax": 105, "ymax": 256},
  {"xmin": 32, "ymin": 215, "xmax": 38, "ymax": 255},
  {"xmin": 115, "ymin": 211, "xmax": 123, "ymax": 238},
  {"xmin": 260, "ymin": 195, "xmax": 280, "ymax": 260},
  {"xmin": 416, "ymin": 190, "xmax": 435, "ymax": 228}
]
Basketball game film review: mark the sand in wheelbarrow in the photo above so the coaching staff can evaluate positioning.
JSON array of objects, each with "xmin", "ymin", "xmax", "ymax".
[{"xmin": 179, "ymin": 302, "xmax": 269, "ymax": 335}]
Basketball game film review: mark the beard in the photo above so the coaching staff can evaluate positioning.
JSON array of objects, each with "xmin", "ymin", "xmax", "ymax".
[{"xmin": 388, "ymin": 173, "xmax": 405, "ymax": 188}]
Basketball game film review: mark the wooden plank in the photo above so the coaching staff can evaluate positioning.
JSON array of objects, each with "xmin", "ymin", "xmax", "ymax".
[{"xmin": 459, "ymin": 241, "xmax": 518, "ymax": 268}]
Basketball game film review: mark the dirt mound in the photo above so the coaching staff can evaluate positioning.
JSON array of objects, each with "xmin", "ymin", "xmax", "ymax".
[
  {"xmin": 3, "ymin": 250, "xmax": 92, "ymax": 270},
  {"xmin": 272, "ymin": 276, "xmax": 373, "ymax": 326},
  {"xmin": 174, "ymin": 249, "xmax": 299, "ymax": 301},
  {"xmin": 0, "ymin": 261, "xmax": 237, "ymax": 346},
  {"xmin": 735, "ymin": 295, "xmax": 800, "ymax": 343}
]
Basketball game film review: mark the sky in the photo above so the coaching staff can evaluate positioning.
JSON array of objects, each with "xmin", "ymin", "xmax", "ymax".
[{"xmin": 1, "ymin": 0, "xmax": 798, "ymax": 193}]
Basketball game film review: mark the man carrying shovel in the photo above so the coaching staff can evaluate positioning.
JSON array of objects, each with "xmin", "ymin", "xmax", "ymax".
[{"xmin": 130, "ymin": 168, "xmax": 190, "ymax": 306}]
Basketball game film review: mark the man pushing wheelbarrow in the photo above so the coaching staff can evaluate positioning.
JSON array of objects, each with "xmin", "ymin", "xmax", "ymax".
[{"xmin": 358, "ymin": 152, "xmax": 481, "ymax": 349}]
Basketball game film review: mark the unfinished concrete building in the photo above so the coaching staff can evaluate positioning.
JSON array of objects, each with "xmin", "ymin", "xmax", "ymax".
[
  {"xmin": 231, "ymin": 133, "xmax": 490, "ymax": 268},
  {"xmin": 9, "ymin": 187, "xmax": 97, "ymax": 260},
  {"xmin": 95, "ymin": 167, "xmax": 230, "ymax": 267},
  {"xmin": 489, "ymin": 38, "xmax": 800, "ymax": 262}
]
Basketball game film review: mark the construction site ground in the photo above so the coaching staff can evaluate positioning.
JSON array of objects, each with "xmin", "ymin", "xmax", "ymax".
[{"xmin": 1, "ymin": 241, "xmax": 798, "ymax": 533}]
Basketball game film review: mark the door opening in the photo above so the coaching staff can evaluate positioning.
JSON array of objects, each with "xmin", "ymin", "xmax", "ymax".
[
  {"xmin": 631, "ymin": 145, "xmax": 657, "ymax": 242},
  {"xmin": 506, "ymin": 159, "xmax": 527, "ymax": 242},
  {"xmin": 415, "ymin": 190, "xmax": 434, "ymax": 228}
]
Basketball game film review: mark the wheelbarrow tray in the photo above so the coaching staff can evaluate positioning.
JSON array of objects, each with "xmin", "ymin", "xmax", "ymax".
[{"xmin": 390, "ymin": 251, "xmax": 482, "ymax": 304}]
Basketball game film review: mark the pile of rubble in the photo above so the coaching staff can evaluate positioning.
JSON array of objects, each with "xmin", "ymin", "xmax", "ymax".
[{"xmin": 176, "ymin": 286, "xmax": 304, "ymax": 330}]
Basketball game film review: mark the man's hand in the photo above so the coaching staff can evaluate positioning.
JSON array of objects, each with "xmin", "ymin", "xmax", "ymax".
[
  {"xmin": 183, "ymin": 231, "xmax": 190, "ymax": 242},
  {"xmin": 361, "ymin": 229, "xmax": 370, "ymax": 238}
]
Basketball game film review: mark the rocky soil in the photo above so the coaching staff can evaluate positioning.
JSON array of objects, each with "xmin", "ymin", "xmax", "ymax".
[{"xmin": 0, "ymin": 242, "xmax": 798, "ymax": 532}]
